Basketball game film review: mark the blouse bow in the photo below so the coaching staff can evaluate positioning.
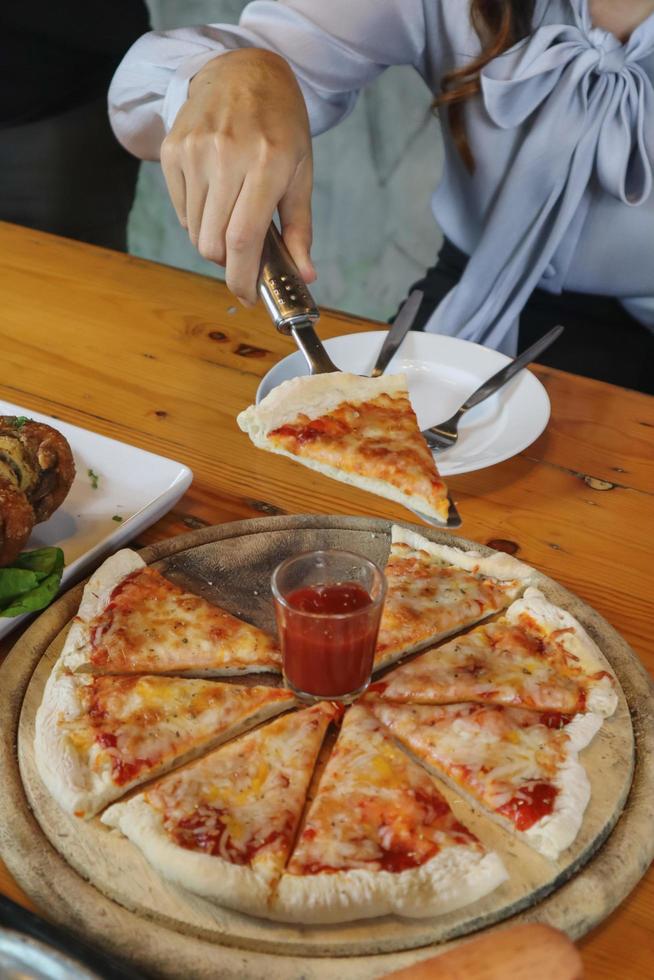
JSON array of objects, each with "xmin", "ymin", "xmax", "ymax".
[{"xmin": 426, "ymin": 2, "xmax": 654, "ymax": 351}]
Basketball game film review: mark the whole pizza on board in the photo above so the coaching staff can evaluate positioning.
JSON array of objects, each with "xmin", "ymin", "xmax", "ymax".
[{"xmin": 35, "ymin": 527, "xmax": 618, "ymax": 924}]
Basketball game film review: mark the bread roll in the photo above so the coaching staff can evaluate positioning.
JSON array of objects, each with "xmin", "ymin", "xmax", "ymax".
[
  {"xmin": 0, "ymin": 417, "xmax": 75, "ymax": 565},
  {"xmin": 0, "ymin": 481, "xmax": 35, "ymax": 566}
]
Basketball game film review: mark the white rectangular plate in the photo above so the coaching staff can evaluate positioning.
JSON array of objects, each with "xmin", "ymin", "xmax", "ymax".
[{"xmin": 0, "ymin": 399, "xmax": 193, "ymax": 638}]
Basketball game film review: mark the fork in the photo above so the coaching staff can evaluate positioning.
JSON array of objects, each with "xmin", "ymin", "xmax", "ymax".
[{"xmin": 422, "ymin": 325, "xmax": 564, "ymax": 453}]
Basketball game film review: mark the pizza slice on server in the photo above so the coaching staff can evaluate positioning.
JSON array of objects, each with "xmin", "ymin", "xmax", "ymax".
[
  {"xmin": 272, "ymin": 704, "xmax": 507, "ymax": 923},
  {"xmin": 35, "ymin": 673, "xmax": 295, "ymax": 818},
  {"xmin": 370, "ymin": 702, "xmax": 603, "ymax": 860},
  {"xmin": 368, "ymin": 587, "xmax": 617, "ymax": 717},
  {"xmin": 237, "ymin": 374, "xmax": 451, "ymax": 523},
  {"xmin": 60, "ymin": 550, "xmax": 281, "ymax": 676},
  {"xmin": 102, "ymin": 702, "xmax": 338, "ymax": 918},
  {"xmin": 374, "ymin": 526, "xmax": 534, "ymax": 670}
]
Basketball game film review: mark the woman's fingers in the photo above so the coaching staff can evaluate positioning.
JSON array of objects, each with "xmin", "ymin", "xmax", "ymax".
[
  {"xmin": 278, "ymin": 155, "xmax": 316, "ymax": 283},
  {"xmin": 160, "ymin": 136, "xmax": 188, "ymax": 228},
  {"xmin": 224, "ymin": 168, "xmax": 289, "ymax": 305},
  {"xmin": 196, "ymin": 168, "xmax": 244, "ymax": 265}
]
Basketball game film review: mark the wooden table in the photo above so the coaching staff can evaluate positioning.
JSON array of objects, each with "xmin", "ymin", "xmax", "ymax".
[{"xmin": 0, "ymin": 221, "xmax": 652, "ymax": 978}]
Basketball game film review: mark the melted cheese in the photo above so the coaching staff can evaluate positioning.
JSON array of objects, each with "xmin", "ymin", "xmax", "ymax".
[
  {"xmin": 145, "ymin": 702, "xmax": 336, "ymax": 875},
  {"xmin": 369, "ymin": 618, "xmax": 584, "ymax": 712},
  {"xmin": 374, "ymin": 541, "xmax": 522, "ymax": 667},
  {"xmin": 371, "ymin": 702, "xmax": 568, "ymax": 817},
  {"xmin": 88, "ymin": 567, "xmax": 281, "ymax": 673},
  {"xmin": 61, "ymin": 675, "xmax": 294, "ymax": 789},
  {"xmin": 286, "ymin": 705, "xmax": 483, "ymax": 876},
  {"xmin": 268, "ymin": 391, "xmax": 449, "ymax": 521}
]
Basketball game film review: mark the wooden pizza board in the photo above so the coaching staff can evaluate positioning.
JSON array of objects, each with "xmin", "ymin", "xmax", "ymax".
[{"xmin": 1, "ymin": 515, "xmax": 653, "ymax": 979}]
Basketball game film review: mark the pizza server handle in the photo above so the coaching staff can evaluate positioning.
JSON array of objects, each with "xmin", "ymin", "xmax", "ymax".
[
  {"xmin": 258, "ymin": 223, "xmax": 339, "ymax": 375},
  {"xmin": 381, "ymin": 923, "xmax": 582, "ymax": 980},
  {"xmin": 0, "ymin": 893, "xmax": 144, "ymax": 979}
]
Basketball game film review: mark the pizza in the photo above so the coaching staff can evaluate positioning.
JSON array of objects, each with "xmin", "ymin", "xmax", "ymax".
[
  {"xmin": 370, "ymin": 701, "xmax": 602, "ymax": 860},
  {"xmin": 34, "ymin": 672, "xmax": 295, "ymax": 818},
  {"xmin": 374, "ymin": 525, "xmax": 533, "ymax": 669},
  {"xmin": 273, "ymin": 704, "xmax": 506, "ymax": 922},
  {"xmin": 237, "ymin": 374, "xmax": 451, "ymax": 523},
  {"xmin": 33, "ymin": 537, "xmax": 620, "ymax": 926},
  {"xmin": 367, "ymin": 587, "xmax": 617, "ymax": 717},
  {"xmin": 61, "ymin": 550, "xmax": 281, "ymax": 676},
  {"xmin": 102, "ymin": 702, "xmax": 338, "ymax": 917}
]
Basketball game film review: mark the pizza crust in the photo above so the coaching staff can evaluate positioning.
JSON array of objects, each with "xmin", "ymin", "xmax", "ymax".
[
  {"xmin": 272, "ymin": 848, "xmax": 507, "ymax": 924},
  {"xmin": 238, "ymin": 377, "xmax": 450, "ymax": 523},
  {"xmin": 507, "ymin": 588, "xmax": 618, "ymax": 717},
  {"xmin": 35, "ymin": 671, "xmax": 98, "ymax": 817},
  {"xmin": 60, "ymin": 549, "xmax": 145, "ymax": 674},
  {"xmin": 102, "ymin": 796, "xmax": 275, "ymax": 916},
  {"xmin": 523, "ymin": 712, "xmax": 603, "ymax": 860},
  {"xmin": 390, "ymin": 525, "xmax": 535, "ymax": 583},
  {"xmin": 238, "ymin": 373, "xmax": 408, "ymax": 438}
]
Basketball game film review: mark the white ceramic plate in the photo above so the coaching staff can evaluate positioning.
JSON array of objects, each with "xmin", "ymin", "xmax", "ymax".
[
  {"xmin": 0, "ymin": 400, "xmax": 193, "ymax": 638},
  {"xmin": 257, "ymin": 331, "xmax": 550, "ymax": 477}
]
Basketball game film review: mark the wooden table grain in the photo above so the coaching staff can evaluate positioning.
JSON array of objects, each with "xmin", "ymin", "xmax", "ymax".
[{"xmin": 0, "ymin": 221, "xmax": 651, "ymax": 978}]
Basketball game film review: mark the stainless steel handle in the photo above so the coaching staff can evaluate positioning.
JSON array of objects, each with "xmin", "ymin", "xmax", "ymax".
[
  {"xmin": 258, "ymin": 224, "xmax": 320, "ymax": 334},
  {"xmin": 462, "ymin": 325, "xmax": 565, "ymax": 413}
]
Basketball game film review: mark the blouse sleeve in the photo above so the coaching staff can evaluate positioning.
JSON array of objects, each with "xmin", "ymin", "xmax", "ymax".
[{"xmin": 108, "ymin": 0, "xmax": 432, "ymax": 160}]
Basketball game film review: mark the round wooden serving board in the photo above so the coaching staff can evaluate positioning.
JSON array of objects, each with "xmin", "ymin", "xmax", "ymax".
[{"xmin": 1, "ymin": 516, "xmax": 653, "ymax": 980}]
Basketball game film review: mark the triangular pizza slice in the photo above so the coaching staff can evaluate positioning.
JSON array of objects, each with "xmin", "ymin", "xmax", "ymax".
[
  {"xmin": 102, "ymin": 702, "xmax": 337, "ymax": 917},
  {"xmin": 35, "ymin": 672, "xmax": 295, "ymax": 818},
  {"xmin": 238, "ymin": 374, "xmax": 451, "ymax": 522},
  {"xmin": 367, "ymin": 587, "xmax": 617, "ymax": 716},
  {"xmin": 374, "ymin": 526, "xmax": 533, "ymax": 669},
  {"xmin": 273, "ymin": 704, "xmax": 506, "ymax": 923},
  {"xmin": 61, "ymin": 550, "xmax": 281, "ymax": 675},
  {"xmin": 370, "ymin": 701, "xmax": 603, "ymax": 860}
]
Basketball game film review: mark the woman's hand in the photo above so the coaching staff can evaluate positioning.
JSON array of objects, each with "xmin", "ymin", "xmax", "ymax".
[{"xmin": 160, "ymin": 48, "xmax": 315, "ymax": 305}]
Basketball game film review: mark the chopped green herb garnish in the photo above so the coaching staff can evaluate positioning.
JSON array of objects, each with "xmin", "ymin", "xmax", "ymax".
[
  {"xmin": 112, "ymin": 514, "xmax": 123, "ymax": 523},
  {"xmin": 88, "ymin": 468, "xmax": 100, "ymax": 489},
  {"xmin": 12, "ymin": 416, "xmax": 30, "ymax": 429}
]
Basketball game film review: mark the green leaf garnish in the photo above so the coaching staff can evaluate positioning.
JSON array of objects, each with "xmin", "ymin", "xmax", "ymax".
[
  {"xmin": 0, "ymin": 547, "xmax": 65, "ymax": 617},
  {"xmin": 112, "ymin": 515, "xmax": 123, "ymax": 523},
  {"xmin": 0, "ymin": 569, "xmax": 39, "ymax": 604},
  {"xmin": 11, "ymin": 416, "xmax": 30, "ymax": 429},
  {"xmin": 88, "ymin": 468, "xmax": 100, "ymax": 489}
]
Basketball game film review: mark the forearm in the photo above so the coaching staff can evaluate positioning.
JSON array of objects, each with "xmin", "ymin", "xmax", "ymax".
[{"xmin": 108, "ymin": 0, "xmax": 429, "ymax": 160}]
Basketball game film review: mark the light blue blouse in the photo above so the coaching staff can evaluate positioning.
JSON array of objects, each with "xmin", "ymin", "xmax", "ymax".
[{"xmin": 108, "ymin": 0, "xmax": 654, "ymax": 352}]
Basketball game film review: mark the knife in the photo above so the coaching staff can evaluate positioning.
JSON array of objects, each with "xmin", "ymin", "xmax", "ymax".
[{"xmin": 369, "ymin": 290, "xmax": 423, "ymax": 378}]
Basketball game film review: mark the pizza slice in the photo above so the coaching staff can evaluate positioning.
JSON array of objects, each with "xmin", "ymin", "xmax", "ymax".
[
  {"xmin": 367, "ymin": 588, "xmax": 617, "ymax": 717},
  {"xmin": 35, "ymin": 672, "xmax": 295, "ymax": 818},
  {"xmin": 370, "ymin": 701, "xmax": 603, "ymax": 860},
  {"xmin": 374, "ymin": 525, "xmax": 533, "ymax": 669},
  {"xmin": 237, "ymin": 373, "xmax": 451, "ymax": 523},
  {"xmin": 273, "ymin": 704, "xmax": 507, "ymax": 923},
  {"xmin": 102, "ymin": 702, "xmax": 338, "ymax": 917},
  {"xmin": 60, "ymin": 550, "xmax": 281, "ymax": 675}
]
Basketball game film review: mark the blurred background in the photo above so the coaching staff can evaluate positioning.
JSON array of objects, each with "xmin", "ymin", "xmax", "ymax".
[{"xmin": 132, "ymin": 1, "xmax": 445, "ymax": 321}]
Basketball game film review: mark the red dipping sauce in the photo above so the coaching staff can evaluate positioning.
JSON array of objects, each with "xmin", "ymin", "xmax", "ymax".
[{"xmin": 272, "ymin": 551, "xmax": 386, "ymax": 701}]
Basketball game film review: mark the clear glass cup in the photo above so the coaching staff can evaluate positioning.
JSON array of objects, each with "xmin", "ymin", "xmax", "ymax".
[{"xmin": 271, "ymin": 549, "xmax": 387, "ymax": 703}]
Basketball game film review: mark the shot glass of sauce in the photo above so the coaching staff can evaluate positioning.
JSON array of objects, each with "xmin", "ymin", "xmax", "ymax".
[{"xmin": 271, "ymin": 550, "xmax": 386, "ymax": 702}]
